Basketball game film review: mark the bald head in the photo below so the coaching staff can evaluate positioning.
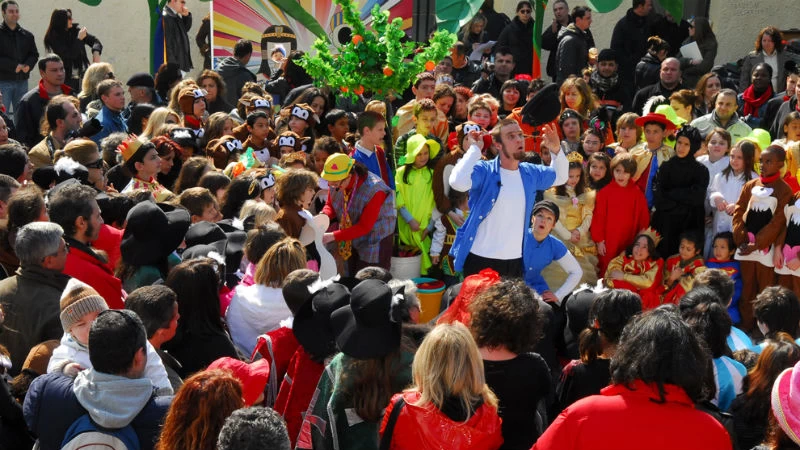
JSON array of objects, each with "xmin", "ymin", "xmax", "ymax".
[{"xmin": 660, "ymin": 58, "xmax": 681, "ymax": 88}]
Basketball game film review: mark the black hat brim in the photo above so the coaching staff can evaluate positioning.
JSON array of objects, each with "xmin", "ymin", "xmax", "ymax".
[
  {"xmin": 521, "ymin": 83, "xmax": 561, "ymax": 127},
  {"xmin": 330, "ymin": 304, "xmax": 401, "ymax": 360}
]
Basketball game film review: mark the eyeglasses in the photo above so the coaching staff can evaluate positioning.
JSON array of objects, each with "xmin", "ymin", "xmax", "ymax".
[
  {"xmin": 519, "ymin": 9, "xmax": 532, "ymax": 14},
  {"xmin": 84, "ymin": 159, "xmax": 104, "ymax": 169}
]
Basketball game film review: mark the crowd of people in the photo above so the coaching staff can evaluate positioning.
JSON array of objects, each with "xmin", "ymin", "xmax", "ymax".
[{"xmin": 0, "ymin": 0, "xmax": 799, "ymax": 448}]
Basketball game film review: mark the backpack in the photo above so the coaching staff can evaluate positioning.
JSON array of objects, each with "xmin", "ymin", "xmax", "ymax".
[{"xmin": 60, "ymin": 414, "xmax": 140, "ymax": 450}]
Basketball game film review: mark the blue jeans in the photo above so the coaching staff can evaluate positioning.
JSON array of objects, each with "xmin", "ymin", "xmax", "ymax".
[{"xmin": 0, "ymin": 79, "xmax": 29, "ymax": 122}]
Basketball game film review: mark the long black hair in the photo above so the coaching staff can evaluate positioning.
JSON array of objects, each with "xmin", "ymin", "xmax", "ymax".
[
  {"xmin": 43, "ymin": 9, "xmax": 70, "ymax": 52},
  {"xmin": 578, "ymin": 289, "xmax": 642, "ymax": 364},
  {"xmin": 610, "ymin": 307, "xmax": 711, "ymax": 403}
]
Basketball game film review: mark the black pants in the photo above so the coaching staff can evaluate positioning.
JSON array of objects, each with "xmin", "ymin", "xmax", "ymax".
[{"xmin": 462, "ymin": 253, "xmax": 524, "ymax": 278}]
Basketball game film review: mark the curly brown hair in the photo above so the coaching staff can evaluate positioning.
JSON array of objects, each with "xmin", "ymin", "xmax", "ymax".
[
  {"xmin": 274, "ymin": 168, "xmax": 318, "ymax": 206},
  {"xmin": 155, "ymin": 369, "xmax": 243, "ymax": 450},
  {"xmin": 755, "ymin": 26, "xmax": 784, "ymax": 53},
  {"xmin": 468, "ymin": 279, "xmax": 542, "ymax": 354}
]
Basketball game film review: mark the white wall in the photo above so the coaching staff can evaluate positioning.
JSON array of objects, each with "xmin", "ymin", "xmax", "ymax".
[{"xmin": 17, "ymin": 0, "xmax": 209, "ymax": 89}]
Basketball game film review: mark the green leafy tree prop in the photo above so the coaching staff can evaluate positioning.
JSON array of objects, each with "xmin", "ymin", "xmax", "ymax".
[{"xmin": 298, "ymin": 0, "xmax": 455, "ymax": 100}]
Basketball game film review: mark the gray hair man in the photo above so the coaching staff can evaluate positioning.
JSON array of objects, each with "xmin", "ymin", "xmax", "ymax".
[{"xmin": 0, "ymin": 221, "xmax": 71, "ymax": 374}]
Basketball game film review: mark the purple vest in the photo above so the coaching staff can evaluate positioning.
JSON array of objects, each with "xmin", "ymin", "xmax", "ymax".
[{"xmin": 330, "ymin": 173, "xmax": 396, "ymax": 263}]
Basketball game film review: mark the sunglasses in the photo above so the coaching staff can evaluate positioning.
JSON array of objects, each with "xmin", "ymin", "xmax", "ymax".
[
  {"xmin": 519, "ymin": 9, "xmax": 531, "ymax": 14},
  {"xmin": 84, "ymin": 159, "xmax": 104, "ymax": 169}
]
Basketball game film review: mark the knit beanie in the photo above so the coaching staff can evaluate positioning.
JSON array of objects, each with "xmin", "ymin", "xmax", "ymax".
[{"xmin": 59, "ymin": 278, "xmax": 109, "ymax": 333}]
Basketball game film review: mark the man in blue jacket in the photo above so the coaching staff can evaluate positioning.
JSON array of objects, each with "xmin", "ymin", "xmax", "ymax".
[
  {"xmin": 448, "ymin": 118, "xmax": 568, "ymax": 279},
  {"xmin": 24, "ymin": 310, "xmax": 172, "ymax": 450}
]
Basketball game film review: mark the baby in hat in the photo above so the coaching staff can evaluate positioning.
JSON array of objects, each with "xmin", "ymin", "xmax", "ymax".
[{"xmin": 47, "ymin": 278, "xmax": 174, "ymax": 395}]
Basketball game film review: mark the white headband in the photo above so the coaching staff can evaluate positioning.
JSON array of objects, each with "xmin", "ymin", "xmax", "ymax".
[
  {"xmin": 224, "ymin": 139, "xmax": 243, "ymax": 152},
  {"xmin": 278, "ymin": 135, "xmax": 296, "ymax": 148},
  {"xmin": 291, "ymin": 106, "xmax": 310, "ymax": 121}
]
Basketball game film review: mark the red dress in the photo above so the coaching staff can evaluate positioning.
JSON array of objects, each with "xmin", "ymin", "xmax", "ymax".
[
  {"xmin": 591, "ymin": 180, "xmax": 651, "ymax": 275},
  {"xmin": 662, "ymin": 255, "xmax": 706, "ymax": 305},
  {"xmin": 605, "ymin": 253, "xmax": 665, "ymax": 310}
]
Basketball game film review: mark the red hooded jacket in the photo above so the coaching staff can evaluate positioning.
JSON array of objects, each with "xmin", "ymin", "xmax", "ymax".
[{"xmin": 379, "ymin": 391, "xmax": 503, "ymax": 450}]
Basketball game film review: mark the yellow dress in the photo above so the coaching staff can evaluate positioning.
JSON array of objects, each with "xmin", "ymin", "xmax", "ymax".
[{"xmin": 541, "ymin": 187, "xmax": 599, "ymax": 287}]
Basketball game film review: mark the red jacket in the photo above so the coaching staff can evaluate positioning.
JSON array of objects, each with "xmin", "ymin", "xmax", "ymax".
[
  {"xmin": 533, "ymin": 380, "xmax": 732, "ymax": 450},
  {"xmin": 591, "ymin": 180, "xmax": 651, "ymax": 275},
  {"xmin": 273, "ymin": 347, "xmax": 324, "ymax": 447},
  {"xmin": 380, "ymin": 391, "xmax": 503, "ymax": 450},
  {"xmin": 251, "ymin": 327, "xmax": 299, "ymax": 406},
  {"xmin": 92, "ymin": 224, "xmax": 123, "ymax": 272},
  {"xmin": 63, "ymin": 244, "xmax": 125, "ymax": 309}
]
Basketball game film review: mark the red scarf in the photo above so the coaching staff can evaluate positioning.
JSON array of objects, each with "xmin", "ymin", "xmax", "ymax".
[
  {"xmin": 741, "ymin": 84, "xmax": 773, "ymax": 117},
  {"xmin": 37, "ymin": 79, "xmax": 71, "ymax": 101},
  {"xmin": 761, "ymin": 172, "xmax": 781, "ymax": 184}
]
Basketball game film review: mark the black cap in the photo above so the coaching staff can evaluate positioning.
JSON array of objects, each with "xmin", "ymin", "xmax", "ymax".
[
  {"xmin": 597, "ymin": 48, "xmax": 618, "ymax": 63},
  {"xmin": 127, "ymin": 72, "xmax": 155, "ymax": 89},
  {"xmin": 533, "ymin": 200, "xmax": 560, "ymax": 222}
]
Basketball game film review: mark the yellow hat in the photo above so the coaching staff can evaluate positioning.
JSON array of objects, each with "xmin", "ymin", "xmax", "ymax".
[{"xmin": 321, "ymin": 153, "xmax": 354, "ymax": 182}]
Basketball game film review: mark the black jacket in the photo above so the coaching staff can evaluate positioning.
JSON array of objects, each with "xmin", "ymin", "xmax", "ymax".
[
  {"xmin": 556, "ymin": 24, "xmax": 590, "ymax": 83},
  {"xmin": 763, "ymin": 92, "xmax": 789, "ymax": 135},
  {"xmin": 44, "ymin": 24, "xmax": 102, "ymax": 88},
  {"xmin": 771, "ymin": 96, "xmax": 798, "ymax": 140},
  {"xmin": 451, "ymin": 60, "xmax": 482, "ymax": 87},
  {"xmin": 635, "ymin": 53, "xmax": 661, "ymax": 93},
  {"xmin": 0, "ymin": 22, "xmax": 38, "ymax": 81},
  {"xmin": 216, "ymin": 56, "xmax": 256, "ymax": 106},
  {"xmin": 162, "ymin": 6, "xmax": 193, "ymax": 72},
  {"xmin": 632, "ymin": 81, "xmax": 684, "ymax": 115},
  {"xmin": 472, "ymin": 73, "xmax": 505, "ymax": 100},
  {"xmin": 610, "ymin": 8, "xmax": 651, "ymax": 85},
  {"xmin": 541, "ymin": 17, "xmax": 571, "ymax": 81},
  {"xmin": 497, "ymin": 17, "xmax": 534, "ymax": 76},
  {"xmin": 17, "ymin": 84, "xmax": 72, "ymax": 147}
]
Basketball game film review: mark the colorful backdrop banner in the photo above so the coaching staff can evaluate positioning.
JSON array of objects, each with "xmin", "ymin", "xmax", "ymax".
[{"xmin": 211, "ymin": 0, "xmax": 412, "ymax": 76}]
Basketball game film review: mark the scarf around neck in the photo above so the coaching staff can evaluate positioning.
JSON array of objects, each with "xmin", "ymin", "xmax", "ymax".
[
  {"xmin": 741, "ymin": 84, "xmax": 773, "ymax": 117},
  {"xmin": 590, "ymin": 70, "xmax": 618, "ymax": 93}
]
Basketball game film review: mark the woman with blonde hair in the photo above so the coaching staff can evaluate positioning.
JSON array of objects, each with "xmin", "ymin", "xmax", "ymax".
[
  {"xmin": 155, "ymin": 369, "xmax": 244, "ymax": 450},
  {"xmin": 379, "ymin": 322, "xmax": 502, "ymax": 450},
  {"xmin": 78, "ymin": 62, "xmax": 114, "ymax": 113},
  {"xmin": 225, "ymin": 237, "xmax": 306, "ymax": 354},
  {"xmin": 142, "ymin": 107, "xmax": 181, "ymax": 139},
  {"xmin": 239, "ymin": 199, "xmax": 276, "ymax": 228}
]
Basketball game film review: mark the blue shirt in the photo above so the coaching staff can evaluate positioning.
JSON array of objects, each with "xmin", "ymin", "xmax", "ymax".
[
  {"xmin": 523, "ymin": 233, "xmax": 567, "ymax": 293},
  {"xmin": 352, "ymin": 143, "xmax": 395, "ymax": 190},
  {"xmin": 713, "ymin": 356, "xmax": 746, "ymax": 411}
]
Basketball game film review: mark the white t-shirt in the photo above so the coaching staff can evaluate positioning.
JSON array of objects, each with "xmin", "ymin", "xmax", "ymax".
[{"xmin": 471, "ymin": 168, "xmax": 525, "ymax": 259}]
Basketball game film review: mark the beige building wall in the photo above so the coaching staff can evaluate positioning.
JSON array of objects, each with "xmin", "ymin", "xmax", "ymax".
[
  {"xmin": 496, "ymin": 0, "xmax": 800, "ymax": 78},
  {"xmin": 18, "ymin": 0, "xmax": 209, "ymax": 89},
  {"xmin": 14, "ymin": 0, "xmax": 800, "ymax": 89}
]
